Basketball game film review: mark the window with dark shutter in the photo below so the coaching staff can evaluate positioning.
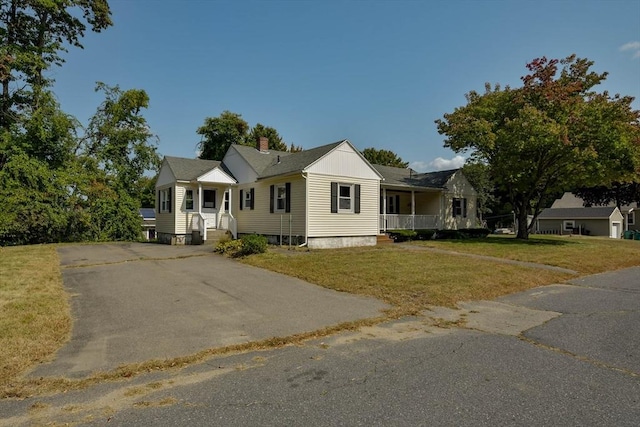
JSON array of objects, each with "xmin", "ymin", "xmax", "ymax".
[
  {"xmin": 270, "ymin": 185, "xmax": 274, "ymax": 213},
  {"xmin": 354, "ymin": 184, "xmax": 361, "ymax": 214},
  {"xmin": 239, "ymin": 189, "xmax": 244, "ymax": 210},
  {"xmin": 331, "ymin": 182, "xmax": 338, "ymax": 213},
  {"xmin": 285, "ymin": 182, "xmax": 291, "ymax": 213},
  {"xmin": 250, "ymin": 188, "xmax": 255, "ymax": 210}
]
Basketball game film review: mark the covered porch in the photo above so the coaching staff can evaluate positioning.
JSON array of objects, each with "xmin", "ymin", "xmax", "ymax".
[{"xmin": 379, "ymin": 186, "xmax": 442, "ymax": 232}]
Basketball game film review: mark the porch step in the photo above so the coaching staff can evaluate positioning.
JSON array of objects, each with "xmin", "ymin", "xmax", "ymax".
[
  {"xmin": 377, "ymin": 234, "xmax": 394, "ymax": 245},
  {"xmin": 203, "ymin": 229, "xmax": 229, "ymax": 244}
]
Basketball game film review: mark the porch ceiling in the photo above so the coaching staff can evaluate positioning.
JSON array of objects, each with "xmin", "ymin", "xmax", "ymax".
[{"xmin": 381, "ymin": 184, "xmax": 442, "ymax": 193}]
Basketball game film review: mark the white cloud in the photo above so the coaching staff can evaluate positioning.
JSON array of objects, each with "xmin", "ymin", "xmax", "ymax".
[
  {"xmin": 410, "ymin": 155, "xmax": 466, "ymax": 172},
  {"xmin": 619, "ymin": 41, "xmax": 640, "ymax": 59}
]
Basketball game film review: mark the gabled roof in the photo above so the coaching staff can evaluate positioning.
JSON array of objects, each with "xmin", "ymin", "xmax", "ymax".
[
  {"xmin": 230, "ymin": 144, "xmax": 292, "ymax": 176},
  {"xmin": 163, "ymin": 156, "xmax": 236, "ymax": 181},
  {"xmin": 139, "ymin": 208, "xmax": 155, "ymax": 219},
  {"xmin": 538, "ymin": 206, "xmax": 619, "ymax": 219},
  {"xmin": 232, "ymin": 140, "xmax": 348, "ymax": 179},
  {"xmin": 552, "ymin": 192, "xmax": 638, "ymax": 213},
  {"xmin": 373, "ymin": 164, "xmax": 458, "ymax": 189}
]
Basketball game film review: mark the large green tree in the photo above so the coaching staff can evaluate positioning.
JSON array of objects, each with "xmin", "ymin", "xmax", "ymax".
[
  {"xmin": 197, "ymin": 111, "xmax": 294, "ymax": 160},
  {"xmin": 197, "ymin": 111, "xmax": 250, "ymax": 160},
  {"xmin": 361, "ymin": 147, "xmax": 408, "ymax": 167},
  {"xmin": 436, "ymin": 55, "xmax": 640, "ymax": 239},
  {"xmin": 0, "ymin": 0, "xmax": 112, "ymax": 131},
  {"xmin": 248, "ymin": 123, "xmax": 288, "ymax": 151}
]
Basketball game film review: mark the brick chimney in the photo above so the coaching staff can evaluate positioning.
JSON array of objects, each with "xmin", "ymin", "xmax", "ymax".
[{"xmin": 257, "ymin": 136, "xmax": 269, "ymax": 152}]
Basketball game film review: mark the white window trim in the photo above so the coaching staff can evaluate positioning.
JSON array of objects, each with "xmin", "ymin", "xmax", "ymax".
[
  {"xmin": 160, "ymin": 188, "xmax": 170, "ymax": 213},
  {"xmin": 563, "ymin": 220, "xmax": 575, "ymax": 231},
  {"xmin": 185, "ymin": 189, "xmax": 194, "ymax": 211},
  {"xmin": 275, "ymin": 184, "xmax": 287, "ymax": 213},
  {"xmin": 244, "ymin": 190, "xmax": 252, "ymax": 209},
  {"xmin": 628, "ymin": 211, "xmax": 635, "ymax": 226},
  {"xmin": 338, "ymin": 183, "xmax": 354, "ymax": 213}
]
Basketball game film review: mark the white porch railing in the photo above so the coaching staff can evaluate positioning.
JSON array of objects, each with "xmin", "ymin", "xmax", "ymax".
[
  {"xmin": 220, "ymin": 213, "xmax": 237, "ymax": 239},
  {"xmin": 192, "ymin": 213, "xmax": 207, "ymax": 241},
  {"xmin": 380, "ymin": 214, "xmax": 439, "ymax": 231}
]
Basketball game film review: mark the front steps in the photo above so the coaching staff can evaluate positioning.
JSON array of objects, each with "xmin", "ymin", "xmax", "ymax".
[
  {"xmin": 192, "ymin": 229, "xmax": 229, "ymax": 245},
  {"xmin": 377, "ymin": 233, "xmax": 394, "ymax": 245}
]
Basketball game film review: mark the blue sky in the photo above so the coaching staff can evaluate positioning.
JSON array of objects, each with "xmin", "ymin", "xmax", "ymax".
[{"xmin": 52, "ymin": 0, "xmax": 640, "ymax": 171}]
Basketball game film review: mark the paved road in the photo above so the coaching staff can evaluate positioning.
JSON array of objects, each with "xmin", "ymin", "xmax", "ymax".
[
  {"xmin": 28, "ymin": 243, "xmax": 389, "ymax": 378},
  {"xmin": 2, "ymin": 262, "xmax": 638, "ymax": 426}
]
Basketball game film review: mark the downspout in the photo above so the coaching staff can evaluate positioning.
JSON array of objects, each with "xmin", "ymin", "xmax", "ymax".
[{"xmin": 299, "ymin": 172, "xmax": 308, "ymax": 247}]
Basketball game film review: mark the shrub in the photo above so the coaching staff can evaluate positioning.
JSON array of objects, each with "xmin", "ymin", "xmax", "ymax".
[
  {"xmin": 388, "ymin": 229, "xmax": 417, "ymax": 242},
  {"xmin": 415, "ymin": 229, "xmax": 437, "ymax": 240},
  {"xmin": 435, "ymin": 229, "xmax": 465, "ymax": 240},
  {"xmin": 460, "ymin": 228, "xmax": 491, "ymax": 238},
  {"xmin": 239, "ymin": 234, "xmax": 268, "ymax": 256},
  {"xmin": 214, "ymin": 239, "xmax": 243, "ymax": 256}
]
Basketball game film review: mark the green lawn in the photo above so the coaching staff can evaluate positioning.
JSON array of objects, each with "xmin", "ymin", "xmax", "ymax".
[{"xmin": 412, "ymin": 234, "xmax": 640, "ymax": 274}]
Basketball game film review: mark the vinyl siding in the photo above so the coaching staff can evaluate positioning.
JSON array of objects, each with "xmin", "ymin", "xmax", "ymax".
[
  {"xmin": 440, "ymin": 171, "xmax": 478, "ymax": 229},
  {"xmin": 234, "ymin": 175, "xmax": 306, "ymax": 236},
  {"xmin": 155, "ymin": 184, "xmax": 175, "ymax": 235},
  {"xmin": 223, "ymin": 147, "xmax": 258, "ymax": 184},
  {"xmin": 306, "ymin": 142, "xmax": 381, "ymax": 180},
  {"xmin": 308, "ymin": 173, "xmax": 379, "ymax": 237}
]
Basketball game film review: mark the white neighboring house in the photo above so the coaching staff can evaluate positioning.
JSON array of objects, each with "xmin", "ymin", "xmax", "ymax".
[
  {"xmin": 155, "ymin": 157, "xmax": 237, "ymax": 245},
  {"xmin": 155, "ymin": 137, "xmax": 480, "ymax": 248}
]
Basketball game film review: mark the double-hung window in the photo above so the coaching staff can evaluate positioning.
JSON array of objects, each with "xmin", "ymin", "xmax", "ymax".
[
  {"xmin": 331, "ymin": 182, "xmax": 360, "ymax": 214},
  {"xmin": 270, "ymin": 183, "xmax": 290, "ymax": 213},
  {"xmin": 159, "ymin": 188, "xmax": 172, "ymax": 213},
  {"xmin": 453, "ymin": 197, "xmax": 467, "ymax": 218},
  {"xmin": 240, "ymin": 188, "xmax": 254, "ymax": 210},
  {"xmin": 628, "ymin": 212, "xmax": 635, "ymax": 226},
  {"xmin": 185, "ymin": 189, "xmax": 194, "ymax": 210}
]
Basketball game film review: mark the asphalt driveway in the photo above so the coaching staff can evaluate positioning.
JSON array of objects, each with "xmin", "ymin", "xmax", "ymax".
[{"xmin": 30, "ymin": 243, "xmax": 389, "ymax": 378}]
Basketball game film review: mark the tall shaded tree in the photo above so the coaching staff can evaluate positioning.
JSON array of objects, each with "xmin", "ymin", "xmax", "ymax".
[
  {"xmin": 0, "ymin": 0, "xmax": 112, "ymax": 131},
  {"xmin": 197, "ymin": 111, "xmax": 250, "ymax": 160},
  {"xmin": 361, "ymin": 147, "xmax": 408, "ymax": 167},
  {"xmin": 574, "ymin": 182, "xmax": 640, "ymax": 209},
  {"xmin": 197, "ymin": 111, "xmax": 294, "ymax": 160},
  {"xmin": 248, "ymin": 123, "xmax": 287, "ymax": 151},
  {"xmin": 436, "ymin": 55, "xmax": 640, "ymax": 239}
]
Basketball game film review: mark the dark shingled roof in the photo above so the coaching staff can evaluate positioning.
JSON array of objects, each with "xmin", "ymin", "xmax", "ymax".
[
  {"xmin": 233, "ymin": 140, "xmax": 346, "ymax": 179},
  {"xmin": 139, "ymin": 208, "xmax": 155, "ymax": 219},
  {"xmin": 164, "ymin": 156, "xmax": 236, "ymax": 181},
  {"xmin": 538, "ymin": 206, "xmax": 619, "ymax": 219},
  {"xmin": 372, "ymin": 164, "xmax": 458, "ymax": 189}
]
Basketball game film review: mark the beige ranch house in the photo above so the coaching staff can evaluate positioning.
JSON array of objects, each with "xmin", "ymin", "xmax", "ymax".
[{"xmin": 156, "ymin": 138, "xmax": 478, "ymax": 249}]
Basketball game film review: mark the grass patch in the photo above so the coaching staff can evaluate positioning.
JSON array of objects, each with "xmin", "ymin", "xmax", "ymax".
[
  {"xmin": 242, "ymin": 245, "xmax": 573, "ymax": 310},
  {"xmin": 0, "ymin": 245, "xmax": 71, "ymax": 391},
  {"xmin": 412, "ymin": 234, "xmax": 640, "ymax": 274}
]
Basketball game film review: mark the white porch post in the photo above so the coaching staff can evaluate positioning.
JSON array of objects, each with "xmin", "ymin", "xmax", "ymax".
[
  {"xmin": 227, "ymin": 186, "xmax": 232, "ymax": 214},
  {"xmin": 382, "ymin": 188, "xmax": 387, "ymax": 232},
  {"xmin": 411, "ymin": 190, "xmax": 415, "ymax": 230},
  {"xmin": 198, "ymin": 183, "xmax": 205, "ymax": 241},
  {"xmin": 198, "ymin": 184, "xmax": 202, "ymax": 215}
]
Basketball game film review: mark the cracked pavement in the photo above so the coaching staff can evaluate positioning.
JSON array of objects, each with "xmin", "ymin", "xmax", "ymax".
[{"xmin": 1, "ymin": 265, "xmax": 638, "ymax": 426}]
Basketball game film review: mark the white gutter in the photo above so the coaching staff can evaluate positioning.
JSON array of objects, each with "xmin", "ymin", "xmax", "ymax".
[{"xmin": 300, "ymin": 172, "xmax": 308, "ymax": 247}]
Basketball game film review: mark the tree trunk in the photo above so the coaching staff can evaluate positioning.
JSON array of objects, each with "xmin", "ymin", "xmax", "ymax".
[{"xmin": 515, "ymin": 207, "xmax": 530, "ymax": 239}]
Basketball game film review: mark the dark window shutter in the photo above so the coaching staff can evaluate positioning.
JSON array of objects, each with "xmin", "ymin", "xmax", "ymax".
[
  {"xmin": 380, "ymin": 196, "xmax": 384, "ymax": 214},
  {"xmin": 239, "ymin": 189, "xmax": 243, "ymax": 210},
  {"xmin": 354, "ymin": 184, "xmax": 361, "ymax": 214},
  {"xmin": 331, "ymin": 182, "xmax": 338, "ymax": 213},
  {"xmin": 463, "ymin": 198, "xmax": 467, "ymax": 218},
  {"xmin": 395, "ymin": 195, "xmax": 400, "ymax": 214},
  {"xmin": 270, "ymin": 185, "xmax": 274, "ymax": 213},
  {"xmin": 285, "ymin": 182, "xmax": 291, "ymax": 213},
  {"xmin": 250, "ymin": 188, "xmax": 255, "ymax": 210},
  {"xmin": 168, "ymin": 188, "xmax": 172, "ymax": 213}
]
